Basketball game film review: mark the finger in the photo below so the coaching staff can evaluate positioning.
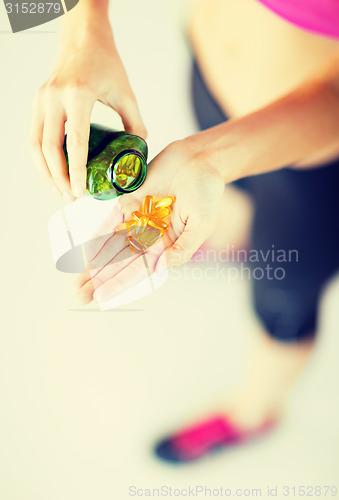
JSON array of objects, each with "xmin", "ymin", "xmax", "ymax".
[
  {"xmin": 74, "ymin": 270, "xmax": 91, "ymax": 290},
  {"xmin": 92, "ymin": 234, "xmax": 166, "ymax": 304},
  {"xmin": 84, "ymin": 233, "xmax": 116, "ymax": 265},
  {"xmin": 66, "ymin": 97, "xmax": 94, "ymax": 198},
  {"xmin": 116, "ymin": 94, "xmax": 147, "ymax": 139},
  {"xmin": 28, "ymin": 95, "xmax": 58, "ymax": 191},
  {"xmin": 76, "ymin": 231, "xmax": 167, "ymax": 306},
  {"xmin": 158, "ymin": 218, "xmax": 209, "ymax": 268},
  {"xmin": 87, "ymin": 219, "xmax": 166, "ymax": 296},
  {"xmin": 73, "ymin": 272, "xmax": 95, "ymax": 305},
  {"xmin": 91, "ymin": 246, "xmax": 138, "ymax": 289},
  {"xmin": 87, "ymin": 234, "xmax": 133, "ymax": 273},
  {"xmin": 42, "ymin": 105, "xmax": 73, "ymax": 199},
  {"xmin": 83, "ymin": 203, "xmax": 124, "ymax": 263},
  {"xmin": 74, "ymin": 242, "xmax": 137, "ymax": 305},
  {"xmin": 93, "ymin": 251, "xmax": 158, "ymax": 304},
  {"xmin": 118, "ymin": 194, "xmax": 142, "ymax": 220}
]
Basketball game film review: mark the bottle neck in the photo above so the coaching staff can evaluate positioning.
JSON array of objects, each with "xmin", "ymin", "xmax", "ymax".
[{"xmin": 110, "ymin": 149, "xmax": 147, "ymax": 193}]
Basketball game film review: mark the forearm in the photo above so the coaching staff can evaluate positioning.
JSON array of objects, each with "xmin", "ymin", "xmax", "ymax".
[
  {"xmin": 190, "ymin": 74, "xmax": 339, "ymax": 183},
  {"xmin": 59, "ymin": 0, "xmax": 112, "ymax": 52},
  {"xmin": 63, "ymin": 0, "xmax": 109, "ymax": 25}
]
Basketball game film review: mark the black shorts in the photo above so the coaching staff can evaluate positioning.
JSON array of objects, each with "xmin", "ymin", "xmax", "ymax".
[{"xmin": 191, "ymin": 60, "xmax": 339, "ymax": 342}]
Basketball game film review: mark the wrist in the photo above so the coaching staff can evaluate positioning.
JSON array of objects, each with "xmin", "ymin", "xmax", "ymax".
[
  {"xmin": 60, "ymin": 2, "xmax": 112, "ymax": 51},
  {"xmin": 183, "ymin": 120, "xmax": 251, "ymax": 184},
  {"xmin": 167, "ymin": 137, "xmax": 228, "ymax": 188}
]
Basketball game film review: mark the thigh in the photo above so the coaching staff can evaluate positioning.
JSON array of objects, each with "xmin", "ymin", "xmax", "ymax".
[
  {"xmin": 191, "ymin": 58, "xmax": 339, "ymax": 340},
  {"xmin": 248, "ymin": 163, "xmax": 339, "ymax": 341}
]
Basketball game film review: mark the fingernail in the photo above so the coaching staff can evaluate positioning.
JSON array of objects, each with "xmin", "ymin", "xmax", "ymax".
[
  {"xmin": 72, "ymin": 184, "xmax": 85, "ymax": 198},
  {"xmin": 63, "ymin": 192, "xmax": 75, "ymax": 204}
]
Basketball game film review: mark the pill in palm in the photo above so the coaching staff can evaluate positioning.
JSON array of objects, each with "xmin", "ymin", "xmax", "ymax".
[
  {"xmin": 152, "ymin": 206, "xmax": 171, "ymax": 219},
  {"xmin": 141, "ymin": 195, "xmax": 154, "ymax": 215},
  {"xmin": 115, "ymin": 219, "xmax": 137, "ymax": 234},
  {"xmin": 153, "ymin": 196, "xmax": 175, "ymax": 210},
  {"xmin": 115, "ymin": 195, "xmax": 175, "ymax": 252},
  {"xmin": 148, "ymin": 217, "xmax": 168, "ymax": 232},
  {"xmin": 134, "ymin": 215, "xmax": 148, "ymax": 236}
]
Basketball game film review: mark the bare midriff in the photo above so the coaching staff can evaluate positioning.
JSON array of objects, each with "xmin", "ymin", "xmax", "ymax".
[{"xmin": 188, "ymin": 0, "xmax": 339, "ymax": 167}]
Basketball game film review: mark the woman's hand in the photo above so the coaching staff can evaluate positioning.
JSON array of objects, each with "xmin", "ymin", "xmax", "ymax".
[
  {"xmin": 74, "ymin": 140, "xmax": 225, "ymax": 305},
  {"xmin": 29, "ymin": 8, "xmax": 146, "ymax": 201}
]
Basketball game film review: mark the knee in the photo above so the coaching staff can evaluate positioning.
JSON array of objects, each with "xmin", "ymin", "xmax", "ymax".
[{"xmin": 253, "ymin": 285, "xmax": 318, "ymax": 342}]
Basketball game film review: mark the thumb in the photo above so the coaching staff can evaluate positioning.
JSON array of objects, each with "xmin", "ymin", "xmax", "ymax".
[
  {"xmin": 160, "ymin": 222, "xmax": 208, "ymax": 269},
  {"xmin": 116, "ymin": 94, "xmax": 147, "ymax": 139}
]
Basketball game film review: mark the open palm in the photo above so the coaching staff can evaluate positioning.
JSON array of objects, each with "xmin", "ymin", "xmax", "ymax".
[{"xmin": 74, "ymin": 141, "xmax": 225, "ymax": 305}]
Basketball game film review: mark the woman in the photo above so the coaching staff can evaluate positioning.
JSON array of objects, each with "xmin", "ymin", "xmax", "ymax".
[{"xmin": 29, "ymin": 0, "xmax": 339, "ymax": 462}]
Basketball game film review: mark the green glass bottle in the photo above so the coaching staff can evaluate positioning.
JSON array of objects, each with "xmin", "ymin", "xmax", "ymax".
[{"xmin": 63, "ymin": 124, "xmax": 148, "ymax": 200}]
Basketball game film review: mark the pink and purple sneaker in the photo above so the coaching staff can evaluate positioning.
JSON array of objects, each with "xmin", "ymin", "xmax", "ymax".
[{"xmin": 154, "ymin": 414, "xmax": 275, "ymax": 463}]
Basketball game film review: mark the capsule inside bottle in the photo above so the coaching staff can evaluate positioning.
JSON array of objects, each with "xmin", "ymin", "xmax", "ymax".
[{"xmin": 114, "ymin": 154, "xmax": 142, "ymax": 189}]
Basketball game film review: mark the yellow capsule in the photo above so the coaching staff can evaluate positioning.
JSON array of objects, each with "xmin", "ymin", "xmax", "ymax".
[
  {"xmin": 141, "ymin": 195, "xmax": 154, "ymax": 216},
  {"xmin": 152, "ymin": 206, "xmax": 171, "ymax": 219},
  {"xmin": 121, "ymin": 155, "xmax": 128, "ymax": 166},
  {"xmin": 134, "ymin": 215, "xmax": 148, "ymax": 236},
  {"xmin": 148, "ymin": 216, "xmax": 168, "ymax": 232},
  {"xmin": 132, "ymin": 157, "xmax": 141, "ymax": 177},
  {"xmin": 117, "ymin": 156, "xmax": 127, "ymax": 173},
  {"xmin": 126, "ymin": 155, "xmax": 135, "ymax": 169},
  {"xmin": 132, "ymin": 210, "xmax": 144, "ymax": 222},
  {"xmin": 153, "ymin": 196, "xmax": 175, "ymax": 210},
  {"xmin": 116, "ymin": 173, "xmax": 128, "ymax": 187},
  {"xmin": 138, "ymin": 215, "xmax": 148, "ymax": 226},
  {"xmin": 115, "ymin": 219, "xmax": 137, "ymax": 234},
  {"xmin": 128, "ymin": 236, "xmax": 146, "ymax": 253},
  {"xmin": 139, "ymin": 227, "xmax": 162, "ymax": 246}
]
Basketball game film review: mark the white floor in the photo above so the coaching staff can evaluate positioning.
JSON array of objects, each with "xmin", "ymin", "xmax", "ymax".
[{"xmin": 1, "ymin": 2, "xmax": 339, "ymax": 499}]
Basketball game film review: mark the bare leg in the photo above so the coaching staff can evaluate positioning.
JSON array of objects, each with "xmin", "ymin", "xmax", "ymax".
[
  {"xmin": 225, "ymin": 330, "xmax": 315, "ymax": 429},
  {"xmin": 202, "ymin": 189, "xmax": 314, "ymax": 429}
]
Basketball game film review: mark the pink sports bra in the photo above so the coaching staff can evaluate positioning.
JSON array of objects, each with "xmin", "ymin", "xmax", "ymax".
[{"xmin": 257, "ymin": 0, "xmax": 339, "ymax": 39}]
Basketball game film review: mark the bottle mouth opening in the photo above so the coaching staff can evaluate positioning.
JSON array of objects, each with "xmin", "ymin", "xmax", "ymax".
[{"xmin": 111, "ymin": 150, "xmax": 147, "ymax": 193}]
